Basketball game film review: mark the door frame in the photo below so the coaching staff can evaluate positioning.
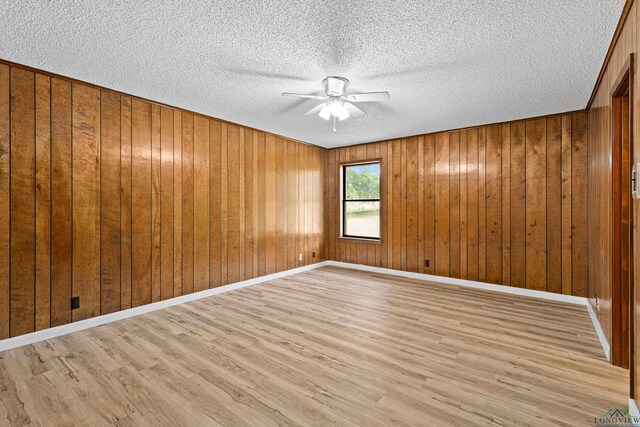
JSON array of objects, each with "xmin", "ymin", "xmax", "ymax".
[{"xmin": 610, "ymin": 54, "xmax": 634, "ymax": 381}]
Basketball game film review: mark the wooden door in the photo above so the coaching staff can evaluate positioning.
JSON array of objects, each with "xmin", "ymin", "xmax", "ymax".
[{"xmin": 612, "ymin": 68, "xmax": 633, "ymax": 370}]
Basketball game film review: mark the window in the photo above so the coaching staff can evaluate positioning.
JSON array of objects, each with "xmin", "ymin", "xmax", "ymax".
[{"xmin": 342, "ymin": 161, "xmax": 381, "ymax": 240}]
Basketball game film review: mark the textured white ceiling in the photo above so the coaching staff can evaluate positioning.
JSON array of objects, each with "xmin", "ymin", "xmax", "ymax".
[{"xmin": 0, "ymin": 0, "xmax": 625, "ymax": 148}]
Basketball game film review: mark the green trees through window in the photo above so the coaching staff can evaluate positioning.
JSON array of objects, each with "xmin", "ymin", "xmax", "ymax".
[
  {"xmin": 343, "ymin": 162, "xmax": 380, "ymax": 239},
  {"xmin": 345, "ymin": 163, "xmax": 380, "ymax": 200}
]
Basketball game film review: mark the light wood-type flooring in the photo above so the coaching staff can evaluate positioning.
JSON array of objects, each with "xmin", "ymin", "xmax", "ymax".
[{"xmin": 0, "ymin": 267, "xmax": 628, "ymax": 426}]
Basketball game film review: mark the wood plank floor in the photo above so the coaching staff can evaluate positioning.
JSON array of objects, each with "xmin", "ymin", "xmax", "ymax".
[{"xmin": 0, "ymin": 267, "xmax": 628, "ymax": 426}]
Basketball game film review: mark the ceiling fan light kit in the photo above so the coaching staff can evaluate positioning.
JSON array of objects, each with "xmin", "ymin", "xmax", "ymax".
[
  {"xmin": 282, "ymin": 76, "xmax": 390, "ymax": 133},
  {"xmin": 319, "ymin": 100, "xmax": 350, "ymax": 121}
]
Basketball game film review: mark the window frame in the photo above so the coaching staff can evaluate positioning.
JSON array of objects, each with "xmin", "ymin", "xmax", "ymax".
[{"xmin": 340, "ymin": 159, "xmax": 382, "ymax": 241}]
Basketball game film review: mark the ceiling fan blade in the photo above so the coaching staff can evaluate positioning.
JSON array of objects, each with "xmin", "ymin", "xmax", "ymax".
[
  {"xmin": 282, "ymin": 92, "xmax": 327, "ymax": 100},
  {"xmin": 304, "ymin": 103, "xmax": 328, "ymax": 116},
  {"xmin": 344, "ymin": 92, "xmax": 390, "ymax": 102},
  {"xmin": 343, "ymin": 102, "xmax": 366, "ymax": 117}
]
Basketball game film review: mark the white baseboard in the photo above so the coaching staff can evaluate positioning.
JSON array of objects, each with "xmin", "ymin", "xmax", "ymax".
[
  {"xmin": 325, "ymin": 261, "xmax": 587, "ymax": 304},
  {"xmin": 0, "ymin": 261, "xmax": 330, "ymax": 353},
  {"xmin": 324, "ymin": 261, "xmax": 611, "ymax": 360},
  {"xmin": 586, "ymin": 301, "xmax": 611, "ymax": 361},
  {"xmin": 630, "ymin": 399, "xmax": 640, "ymax": 426}
]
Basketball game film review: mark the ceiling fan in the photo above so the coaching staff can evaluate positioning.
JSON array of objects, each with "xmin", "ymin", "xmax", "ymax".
[{"xmin": 282, "ymin": 76, "xmax": 390, "ymax": 133}]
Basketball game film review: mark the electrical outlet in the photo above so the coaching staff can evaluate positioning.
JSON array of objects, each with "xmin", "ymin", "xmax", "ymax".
[
  {"xmin": 596, "ymin": 296, "xmax": 600, "ymax": 311},
  {"xmin": 312, "ymin": 251, "xmax": 316, "ymax": 258},
  {"xmin": 424, "ymin": 259, "xmax": 430, "ymax": 268},
  {"xmin": 71, "ymin": 296, "xmax": 80, "ymax": 310},
  {"xmin": 298, "ymin": 253, "xmax": 303, "ymax": 261}
]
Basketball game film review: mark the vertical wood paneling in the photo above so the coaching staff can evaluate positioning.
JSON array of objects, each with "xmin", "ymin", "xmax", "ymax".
[
  {"xmin": 131, "ymin": 99, "xmax": 152, "ymax": 307},
  {"xmin": 423, "ymin": 135, "xmax": 435, "ymax": 274},
  {"xmin": 100, "ymin": 91, "xmax": 121, "ymax": 314},
  {"xmin": 257, "ymin": 132, "xmax": 266, "ymax": 277},
  {"xmin": 0, "ymin": 62, "xmax": 594, "ymax": 340},
  {"xmin": 306, "ymin": 145, "xmax": 314, "ymax": 265},
  {"xmin": 392, "ymin": 140, "xmax": 402, "ymax": 270},
  {"xmin": 252, "ymin": 132, "xmax": 259, "ymax": 276},
  {"xmin": 318, "ymin": 147, "xmax": 326, "ymax": 261},
  {"xmin": 485, "ymin": 125, "xmax": 502, "ymax": 285},
  {"xmin": 571, "ymin": 112, "xmax": 588, "ymax": 297},
  {"xmin": 331, "ymin": 150, "xmax": 348, "ymax": 262},
  {"xmin": 415, "ymin": 139, "xmax": 424, "ymax": 271},
  {"xmin": 151, "ymin": 105, "xmax": 161, "ymax": 302},
  {"xmin": 406, "ymin": 138, "xmax": 418, "ymax": 272},
  {"xmin": 305, "ymin": 144, "xmax": 313, "ymax": 264},
  {"xmin": 459, "ymin": 132, "xmax": 468, "ymax": 279},
  {"xmin": 315, "ymin": 145, "xmax": 322, "ymax": 263},
  {"xmin": 181, "ymin": 112, "xmax": 194, "ymax": 295},
  {"xmin": 209, "ymin": 120, "xmax": 221, "ymax": 287},
  {"xmin": 586, "ymin": 2, "xmax": 635, "ymax": 355},
  {"xmin": 193, "ymin": 116, "xmax": 209, "ymax": 292},
  {"xmin": 10, "ymin": 67, "xmax": 35, "ymax": 336},
  {"xmin": 546, "ymin": 116, "xmax": 562, "ymax": 294},
  {"xmin": 400, "ymin": 140, "xmax": 408, "ymax": 270},
  {"xmin": 435, "ymin": 133, "xmax": 449, "ymax": 276},
  {"xmin": 288, "ymin": 140, "xmax": 299, "ymax": 269},
  {"xmin": 477, "ymin": 128, "xmax": 486, "ymax": 282},
  {"xmin": 35, "ymin": 74, "xmax": 51, "ymax": 329},
  {"xmin": 265, "ymin": 134, "xmax": 276, "ymax": 273},
  {"xmin": 501, "ymin": 124, "xmax": 511, "ymax": 286},
  {"xmin": 313, "ymin": 146, "xmax": 321, "ymax": 263},
  {"xmin": 160, "ymin": 107, "xmax": 174, "ymax": 300},
  {"xmin": 50, "ymin": 78, "xmax": 72, "ymax": 327},
  {"xmin": 239, "ymin": 131, "xmax": 246, "ymax": 280},
  {"xmin": 0, "ymin": 65, "xmax": 8, "ymax": 338},
  {"xmin": 172, "ymin": 111, "xmax": 182, "ymax": 296},
  {"xmin": 561, "ymin": 115, "xmax": 572, "ymax": 295},
  {"xmin": 71, "ymin": 84, "xmax": 101, "ymax": 321},
  {"xmin": 275, "ymin": 138, "xmax": 286, "ymax": 272},
  {"xmin": 325, "ymin": 112, "xmax": 586, "ymax": 297},
  {"xmin": 510, "ymin": 122, "xmax": 526, "ymax": 288},
  {"xmin": 384, "ymin": 145, "xmax": 391, "ymax": 268},
  {"xmin": 120, "ymin": 97, "xmax": 132, "ymax": 309},
  {"xmin": 449, "ymin": 132, "xmax": 460, "ymax": 278},
  {"xmin": 227, "ymin": 125, "xmax": 241, "ymax": 283},
  {"xmin": 0, "ymin": 62, "xmax": 327, "ymax": 337},
  {"xmin": 0, "ymin": 62, "xmax": 593, "ymax": 340},
  {"xmin": 467, "ymin": 129, "xmax": 479, "ymax": 281},
  {"xmin": 525, "ymin": 119, "xmax": 547, "ymax": 291},
  {"xmin": 298, "ymin": 145, "xmax": 306, "ymax": 264},
  {"xmin": 324, "ymin": 148, "xmax": 333, "ymax": 261},
  {"xmin": 244, "ymin": 129, "xmax": 254, "ymax": 279},
  {"xmin": 220, "ymin": 124, "xmax": 228, "ymax": 284}
]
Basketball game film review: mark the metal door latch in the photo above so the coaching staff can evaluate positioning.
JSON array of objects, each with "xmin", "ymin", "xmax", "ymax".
[{"xmin": 633, "ymin": 163, "xmax": 640, "ymax": 199}]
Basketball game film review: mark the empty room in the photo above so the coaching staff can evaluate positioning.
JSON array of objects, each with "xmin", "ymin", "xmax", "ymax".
[{"xmin": 1, "ymin": 0, "xmax": 639, "ymax": 425}]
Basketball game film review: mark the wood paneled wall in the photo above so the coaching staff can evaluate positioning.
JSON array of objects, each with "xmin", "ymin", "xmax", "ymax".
[
  {"xmin": 0, "ymin": 59, "xmax": 597, "ymax": 342},
  {"xmin": 325, "ymin": 113, "xmax": 588, "ymax": 296},
  {"xmin": 587, "ymin": 0, "xmax": 638, "ymax": 394},
  {"xmin": 0, "ymin": 62, "xmax": 325, "ymax": 339}
]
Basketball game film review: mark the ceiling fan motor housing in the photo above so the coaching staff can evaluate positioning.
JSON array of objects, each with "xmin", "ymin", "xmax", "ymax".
[{"xmin": 323, "ymin": 76, "xmax": 349, "ymax": 96}]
